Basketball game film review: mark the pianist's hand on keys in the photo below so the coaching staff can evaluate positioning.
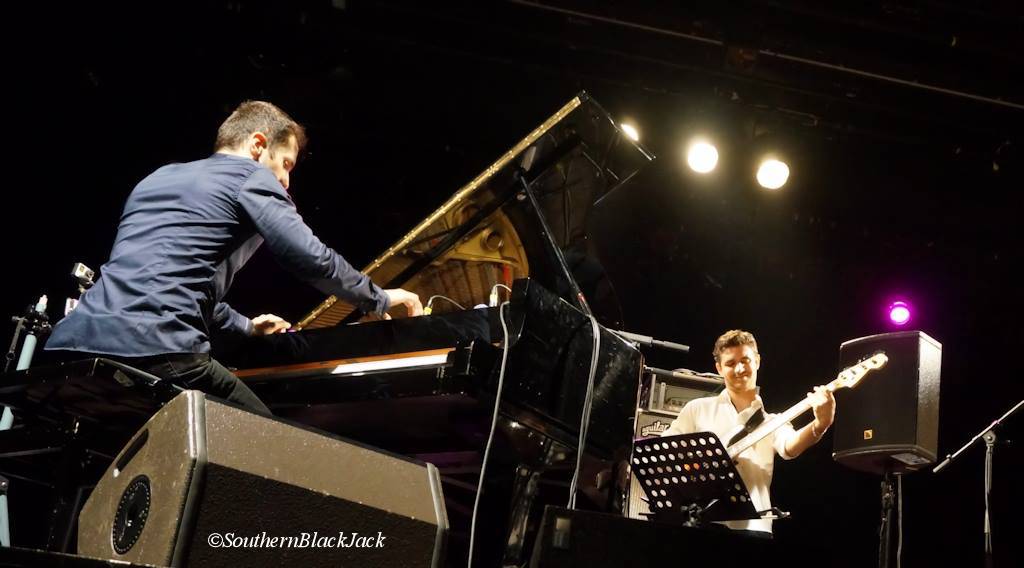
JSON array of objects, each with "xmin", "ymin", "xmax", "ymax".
[
  {"xmin": 251, "ymin": 313, "xmax": 292, "ymax": 335},
  {"xmin": 384, "ymin": 288, "xmax": 424, "ymax": 318}
]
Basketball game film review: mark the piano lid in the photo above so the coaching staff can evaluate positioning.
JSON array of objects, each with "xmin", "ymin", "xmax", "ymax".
[{"xmin": 296, "ymin": 92, "xmax": 655, "ymax": 330}]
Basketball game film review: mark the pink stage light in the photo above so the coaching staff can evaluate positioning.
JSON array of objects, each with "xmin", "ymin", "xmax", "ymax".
[{"xmin": 888, "ymin": 301, "xmax": 911, "ymax": 326}]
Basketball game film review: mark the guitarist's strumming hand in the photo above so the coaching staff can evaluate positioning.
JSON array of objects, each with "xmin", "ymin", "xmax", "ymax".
[{"xmin": 809, "ymin": 385, "xmax": 836, "ymax": 436}]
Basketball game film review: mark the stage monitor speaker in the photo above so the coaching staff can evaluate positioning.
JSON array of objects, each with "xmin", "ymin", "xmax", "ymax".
[
  {"xmin": 832, "ymin": 330, "xmax": 941, "ymax": 474},
  {"xmin": 77, "ymin": 390, "xmax": 447, "ymax": 567},
  {"xmin": 529, "ymin": 505, "xmax": 785, "ymax": 566}
]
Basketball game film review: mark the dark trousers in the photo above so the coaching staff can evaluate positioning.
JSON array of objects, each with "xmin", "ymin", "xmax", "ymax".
[
  {"xmin": 129, "ymin": 353, "xmax": 271, "ymax": 415},
  {"xmin": 54, "ymin": 351, "xmax": 271, "ymax": 415}
]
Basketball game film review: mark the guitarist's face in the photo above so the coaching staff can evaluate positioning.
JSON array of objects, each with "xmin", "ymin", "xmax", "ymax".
[{"xmin": 716, "ymin": 345, "xmax": 761, "ymax": 395}]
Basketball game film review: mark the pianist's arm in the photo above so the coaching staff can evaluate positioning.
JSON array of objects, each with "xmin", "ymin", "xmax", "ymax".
[
  {"xmin": 211, "ymin": 301, "xmax": 254, "ymax": 336},
  {"xmin": 210, "ymin": 303, "xmax": 290, "ymax": 337},
  {"xmin": 237, "ymin": 168, "xmax": 391, "ymax": 316}
]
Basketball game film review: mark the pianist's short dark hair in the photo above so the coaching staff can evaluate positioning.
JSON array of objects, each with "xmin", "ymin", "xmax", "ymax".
[
  {"xmin": 214, "ymin": 101, "xmax": 307, "ymax": 154},
  {"xmin": 713, "ymin": 329, "xmax": 759, "ymax": 362}
]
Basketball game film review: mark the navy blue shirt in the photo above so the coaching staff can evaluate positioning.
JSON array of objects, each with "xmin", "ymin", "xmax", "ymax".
[{"xmin": 47, "ymin": 153, "xmax": 389, "ymax": 356}]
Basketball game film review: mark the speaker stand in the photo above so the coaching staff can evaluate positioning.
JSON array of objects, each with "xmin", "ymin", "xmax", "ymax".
[{"xmin": 877, "ymin": 469, "xmax": 896, "ymax": 568}]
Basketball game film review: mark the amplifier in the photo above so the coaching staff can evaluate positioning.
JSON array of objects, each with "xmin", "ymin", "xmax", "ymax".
[
  {"xmin": 625, "ymin": 370, "xmax": 721, "ymax": 520},
  {"xmin": 639, "ymin": 367, "xmax": 723, "ymax": 414}
]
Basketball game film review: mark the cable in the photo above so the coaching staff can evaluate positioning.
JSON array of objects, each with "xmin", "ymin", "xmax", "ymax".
[
  {"xmin": 425, "ymin": 295, "xmax": 466, "ymax": 315},
  {"xmin": 897, "ymin": 474, "xmax": 903, "ymax": 568},
  {"xmin": 488, "ymin": 283, "xmax": 513, "ymax": 307},
  {"xmin": 567, "ymin": 313, "xmax": 602, "ymax": 510},
  {"xmin": 467, "ymin": 301, "xmax": 511, "ymax": 567}
]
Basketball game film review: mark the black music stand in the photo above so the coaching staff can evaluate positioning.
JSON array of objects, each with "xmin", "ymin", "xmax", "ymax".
[{"xmin": 632, "ymin": 433, "xmax": 760, "ymax": 527}]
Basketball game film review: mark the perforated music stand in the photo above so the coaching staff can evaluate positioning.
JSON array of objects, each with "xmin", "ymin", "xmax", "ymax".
[{"xmin": 631, "ymin": 433, "xmax": 759, "ymax": 526}]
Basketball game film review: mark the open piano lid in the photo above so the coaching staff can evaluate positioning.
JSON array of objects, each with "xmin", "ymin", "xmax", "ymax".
[{"xmin": 295, "ymin": 92, "xmax": 655, "ymax": 329}]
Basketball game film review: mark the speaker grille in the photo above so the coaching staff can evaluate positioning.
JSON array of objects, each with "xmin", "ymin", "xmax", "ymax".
[
  {"xmin": 79, "ymin": 391, "xmax": 448, "ymax": 567},
  {"xmin": 832, "ymin": 331, "xmax": 941, "ymax": 474},
  {"xmin": 112, "ymin": 475, "xmax": 151, "ymax": 554}
]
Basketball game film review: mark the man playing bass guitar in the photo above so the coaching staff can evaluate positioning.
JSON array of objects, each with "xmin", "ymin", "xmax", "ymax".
[{"xmin": 660, "ymin": 329, "xmax": 836, "ymax": 537}]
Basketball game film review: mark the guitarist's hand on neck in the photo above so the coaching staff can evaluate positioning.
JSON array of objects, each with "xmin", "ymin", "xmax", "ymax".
[
  {"xmin": 809, "ymin": 385, "xmax": 836, "ymax": 433},
  {"xmin": 784, "ymin": 385, "xmax": 837, "ymax": 458},
  {"xmin": 716, "ymin": 344, "xmax": 761, "ymax": 412}
]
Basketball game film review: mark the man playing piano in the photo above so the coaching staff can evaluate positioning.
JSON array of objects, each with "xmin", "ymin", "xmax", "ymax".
[
  {"xmin": 45, "ymin": 100, "xmax": 422, "ymax": 414},
  {"xmin": 660, "ymin": 329, "xmax": 835, "ymax": 536}
]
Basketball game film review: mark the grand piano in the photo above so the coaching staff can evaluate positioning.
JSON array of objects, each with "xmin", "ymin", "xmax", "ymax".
[{"xmin": 0, "ymin": 92, "xmax": 655, "ymax": 565}]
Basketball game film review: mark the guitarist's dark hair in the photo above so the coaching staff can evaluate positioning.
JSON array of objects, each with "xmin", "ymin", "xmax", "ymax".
[{"xmin": 713, "ymin": 329, "xmax": 759, "ymax": 362}]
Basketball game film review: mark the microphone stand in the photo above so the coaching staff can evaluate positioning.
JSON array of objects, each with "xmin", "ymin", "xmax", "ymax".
[
  {"xmin": 1, "ymin": 295, "xmax": 51, "ymax": 548},
  {"xmin": 932, "ymin": 398, "xmax": 1023, "ymax": 568},
  {"xmin": 608, "ymin": 329, "xmax": 690, "ymax": 354}
]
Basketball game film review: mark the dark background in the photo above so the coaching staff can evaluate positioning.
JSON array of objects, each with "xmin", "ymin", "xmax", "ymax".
[{"xmin": 4, "ymin": 1, "xmax": 1023, "ymax": 566}]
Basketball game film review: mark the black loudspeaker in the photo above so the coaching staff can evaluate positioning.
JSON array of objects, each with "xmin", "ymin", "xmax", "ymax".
[
  {"xmin": 77, "ymin": 391, "xmax": 447, "ymax": 567},
  {"xmin": 832, "ymin": 331, "xmax": 942, "ymax": 474},
  {"xmin": 528, "ymin": 506, "xmax": 793, "ymax": 566},
  {"xmin": 0, "ymin": 546, "xmax": 154, "ymax": 567}
]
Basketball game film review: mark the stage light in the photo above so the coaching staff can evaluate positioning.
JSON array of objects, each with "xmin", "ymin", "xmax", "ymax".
[
  {"xmin": 687, "ymin": 140, "xmax": 719, "ymax": 174},
  {"xmin": 620, "ymin": 123, "xmax": 640, "ymax": 142},
  {"xmin": 887, "ymin": 301, "xmax": 912, "ymax": 326},
  {"xmin": 756, "ymin": 158, "xmax": 789, "ymax": 189}
]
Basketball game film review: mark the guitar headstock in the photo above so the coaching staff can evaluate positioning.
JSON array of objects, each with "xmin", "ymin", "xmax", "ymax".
[{"xmin": 829, "ymin": 352, "xmax": 888, "ymax": 391}]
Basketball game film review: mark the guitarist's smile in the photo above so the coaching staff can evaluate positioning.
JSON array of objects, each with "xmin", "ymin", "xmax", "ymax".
[{"xmin": 717, "ymin": 344, "xmax": 761, "ymax": 411}]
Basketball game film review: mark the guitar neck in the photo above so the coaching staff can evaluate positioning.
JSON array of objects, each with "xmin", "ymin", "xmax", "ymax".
[
  {"xmin": 727, "ymin": 396, "xmax": 814, "ymax": 460},
  {"xmin": 722, "ymin": 353, "xmax": 887, "ymax": 461}
]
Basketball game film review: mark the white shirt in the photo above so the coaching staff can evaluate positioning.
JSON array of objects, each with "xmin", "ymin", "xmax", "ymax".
[{"xmin": 661, "ymin": 390, "xmax": 798, "ymax": 533}]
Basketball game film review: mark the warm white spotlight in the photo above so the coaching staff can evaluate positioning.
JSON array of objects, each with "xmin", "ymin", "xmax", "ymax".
[
  {"xmin": 687, "ymin": 141, "xmax": 719, "ymax": 174},
  {"xmin": 756, "ymin": 158, "xmax": 790, "ymax": 189},
  {"xmin": 620, "ymin": 123, "xmax": 640, "ymax": 142}
]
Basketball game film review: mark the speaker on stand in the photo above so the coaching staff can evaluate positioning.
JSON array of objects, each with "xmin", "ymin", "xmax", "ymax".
[{"xmin": 832, "ymin": 330, "xmax": 941, "ymax": 568}]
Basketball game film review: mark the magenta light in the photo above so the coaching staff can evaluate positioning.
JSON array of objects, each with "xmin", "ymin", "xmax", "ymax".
[{"xmin": 888, "ymin": 301, "xmax": 911, "ymax": 325}]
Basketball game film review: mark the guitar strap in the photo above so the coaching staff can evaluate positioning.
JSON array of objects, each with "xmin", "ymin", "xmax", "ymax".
[{"xmin": 727, "ymin": 407, "xmax": 765, "ymax": 447}]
